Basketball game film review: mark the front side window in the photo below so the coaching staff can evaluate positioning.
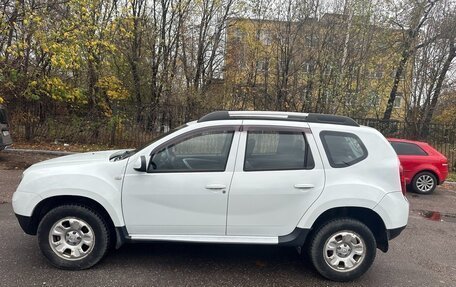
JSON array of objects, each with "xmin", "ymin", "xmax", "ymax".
[
  {"xmin": 390, "ymin": 142, "xmax": 428, "ymax": 156},
  {"xmin": 320, "ymin": 131, "xmax": 368, "ymax": 168},
  {"xmin": 150, "ymin": 130, "xmax": 234, "ymax": 172},
  {"xmin": 244, "ymin": 130, "xmax": 314, "ymax": 171}
]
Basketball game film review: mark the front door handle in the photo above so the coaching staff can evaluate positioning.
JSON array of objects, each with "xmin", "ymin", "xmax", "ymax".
[
  {"xmin": 294, "ymin": 184, "xmax": 314, "ymax": 190},
  {"xmin": 205, "ymin": 184, "xmax": 227, "ymax": 190}
]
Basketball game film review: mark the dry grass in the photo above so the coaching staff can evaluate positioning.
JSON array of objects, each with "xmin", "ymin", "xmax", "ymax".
[{"xmin": 447, "ymin": 172, "xmax": 456, "ymax": 182}]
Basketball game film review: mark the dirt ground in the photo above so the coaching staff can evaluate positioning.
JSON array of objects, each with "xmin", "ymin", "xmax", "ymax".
[{"xmin": 0, "ymin": 150, "xmax": 58, "ymax": 170}]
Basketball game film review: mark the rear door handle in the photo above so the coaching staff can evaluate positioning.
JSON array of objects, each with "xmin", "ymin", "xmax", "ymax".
[
  {"xmin": 205, "ymin": 184, "xmax": 227, "ymax": 190},
  {"xmin": 294, "ymin": 184, "xmax": 314, "ymax": 190}
]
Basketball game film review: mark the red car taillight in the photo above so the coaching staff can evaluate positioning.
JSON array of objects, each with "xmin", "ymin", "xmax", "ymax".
[{"xmin": 399, "ymin": 165, "xmax": 407, "ymax": 195}]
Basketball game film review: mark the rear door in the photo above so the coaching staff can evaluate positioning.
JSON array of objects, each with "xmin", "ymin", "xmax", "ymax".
[{"xmin": 227, "ymin": 121, "xmax": 325, "ymax": 236}]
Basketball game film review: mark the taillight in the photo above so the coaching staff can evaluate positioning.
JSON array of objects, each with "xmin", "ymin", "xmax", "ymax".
[{"xmin": 399, "ymin": 165, "xmax": 407, "ymax": 195}]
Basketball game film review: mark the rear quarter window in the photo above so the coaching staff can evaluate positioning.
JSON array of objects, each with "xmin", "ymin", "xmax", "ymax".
[
  {"xmin": 390, "ymin": 142, "xmax": 428, "ymax": 156},
  {"xmin": 320, "ymin": 131, "xmax": 368, "ymax": 168}
]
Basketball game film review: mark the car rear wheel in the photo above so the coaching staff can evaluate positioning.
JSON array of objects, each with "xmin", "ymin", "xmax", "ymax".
[
  {"xmin": 412, "ymin": 171, "xmax": 437, "ymax": 194},
  {"xmin": 308, "ymin": 218, "xmax": 376, "ymax": 282},
  {"xmin": 37, "ymin": 205, "xmax": 110, "ymax": 269}
]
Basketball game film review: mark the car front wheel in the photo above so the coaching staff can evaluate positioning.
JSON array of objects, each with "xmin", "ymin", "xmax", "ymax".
[
  {"xmin": 37, "ymin": 205, "xmax": 110, "ymax": 269},
  {"xmin": 308, "ymin": 218, "xmax": 376, "ymax": 282},
  {"xmin": 412, "ymin": 171, "xmax": 437, "ymax": 194}
]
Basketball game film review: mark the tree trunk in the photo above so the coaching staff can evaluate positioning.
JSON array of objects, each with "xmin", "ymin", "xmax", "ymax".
[
  {"xmin": 383, "ymin": 47, "xmax": 410, "ymax": 120},
  {"xmin": 420, "ymin": 41, "xmax": 455, "ymax": 136}
]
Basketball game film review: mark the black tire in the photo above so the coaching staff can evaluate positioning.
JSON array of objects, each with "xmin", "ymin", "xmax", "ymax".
[
  {"xmin": 308, "ymin": 218, "xmax": 376, "ymax": 282},
  {"xmin": 37, "ymin": 205, "xmax": 110, "ymax": 270},
  {"xmin": 412, "ymin": 171, "xmax": 437, "ymax": 194}
]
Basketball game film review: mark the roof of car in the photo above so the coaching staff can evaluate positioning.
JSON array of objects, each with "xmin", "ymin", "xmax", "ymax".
[
  {"xmin": 198, "ymin": 111, "xmax": 359, "ymax": 127},
  {"xmin": 387, "ymin": 138, "xmax": 429, "ymax": 145}
]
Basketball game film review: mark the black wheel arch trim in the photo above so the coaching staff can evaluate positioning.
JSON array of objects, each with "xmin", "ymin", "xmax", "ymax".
[
  {"xmin": 17, "ymin": 212, "xmax": 130, "ymax": 250},
  {"xmin": 15, "ymin": 214, "xmax": 36, "ymax": 235},
  {"xmin": 278, "ymin": 227, "xmax": 310, "ymax": 246},
  {"xmin": 115, "ymin": 226, "xmax": 130, "ymax": 249},
  {"xmin": 387, "ymin": 225, "xmax": 406, "ymax": 241}
]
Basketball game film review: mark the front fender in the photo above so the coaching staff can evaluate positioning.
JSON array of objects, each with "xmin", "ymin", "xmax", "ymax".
[
  {"xmin": 15, "ymin": 161, "xmax": 126, "ymax": 226},
  {"xmin": 38, "ymin": 187, "xmax": 124, "ymax": 226}
]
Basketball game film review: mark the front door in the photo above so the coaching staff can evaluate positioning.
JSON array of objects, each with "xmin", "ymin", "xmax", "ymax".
[{"xmin": 122, "ymin": 126, "xmax": 240, "ymax": 236}]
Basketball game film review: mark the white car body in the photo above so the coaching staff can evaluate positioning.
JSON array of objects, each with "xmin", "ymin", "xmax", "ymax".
[{"xmin": 12, "ymin": 111, "xmax": 409, "ymax": 280}]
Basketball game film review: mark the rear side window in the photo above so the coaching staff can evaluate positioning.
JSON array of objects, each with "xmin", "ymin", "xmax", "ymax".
[
  {"xmin": 320, "ymin": 131, "xmax": 368, "ymax": 168},
  {"xmin": 244, "ymin": 131, "xmax": 314, "ymax": 171},
  {"xmin": 390, "ymin": 142, "xmax": 428, "ymax": 156}
]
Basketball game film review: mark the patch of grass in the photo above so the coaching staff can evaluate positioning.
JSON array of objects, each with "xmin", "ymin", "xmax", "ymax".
[{"xmin": 447, "ymin": 172, "xmax": 456, "ymax": 182}]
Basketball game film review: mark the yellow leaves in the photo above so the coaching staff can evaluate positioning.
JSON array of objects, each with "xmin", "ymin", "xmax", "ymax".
[
  {"xmin": 26, "ymin": 77, "xmax": 86, "ymax": 103},
  {"xmin": 46, "ymin": 41, "xmax": 82, "ymax": 70},
  {"xmin": 96, "ymin": 76, "xmax": 130, "ymax": 100},
  {"xmin": 434, "ymin": 105, "xmax": 456, "ymax": 125},
  {"xmin": 0, "ymin": 96, "xmax": 4, "ymax": 104}
]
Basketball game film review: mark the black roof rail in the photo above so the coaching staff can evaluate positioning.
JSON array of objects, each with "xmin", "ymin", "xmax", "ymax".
[{"xmin": 198, "ymin": 111, "xmax": 359, "ymax": 127}]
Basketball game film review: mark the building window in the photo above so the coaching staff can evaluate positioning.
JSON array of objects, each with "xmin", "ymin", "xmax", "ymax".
[
  {"xmin": 345, "ymin": 92, "xmax": 357, "ymax": 106},
  {"xmin": 368, "ymin": 92, "xmax": 379, "ymax": 106},
  {"xmin": 303, "ymin": 61, "xmax": 313, "ymax": 73},
  {"xmin": 323, "ymin": 65, "xmax": 332, "ymax": 76},
  {"xmin": 305, "ymin": 35, "xmax": 316, "ymax": 48},
  {"xmin": 256, "ymin": 59, "xmax": 268, "ymax": 72},
  {"xmin": 259, "ymin": 30, "xmax": 272, "ymax": 46},
  {"xmin": 233, "ymin": 28, "xmax": 244, "ymax": 41},
  {"xmin": 394, "ymin": 93, "xmax": 403, "ymax": 108}
]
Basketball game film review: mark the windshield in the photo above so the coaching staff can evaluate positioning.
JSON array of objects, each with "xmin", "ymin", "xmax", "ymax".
[{"xmin": 111, "ymin": 124, "xmax": 188, "ymax": 161}]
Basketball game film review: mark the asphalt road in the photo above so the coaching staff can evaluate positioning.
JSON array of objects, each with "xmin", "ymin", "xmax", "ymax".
[{"xmin": 1, "ymin": 151, "xmax": 456, "ymax": 286}]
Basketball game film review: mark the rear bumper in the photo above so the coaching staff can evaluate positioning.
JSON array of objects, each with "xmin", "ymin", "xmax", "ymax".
[
  {"xmin": 439, "ymin": 170, "xmax": 448, "ymax": 184},
  {"xmin": 374, "ymin": 191, "xmax": 409, "ymax": 230}
]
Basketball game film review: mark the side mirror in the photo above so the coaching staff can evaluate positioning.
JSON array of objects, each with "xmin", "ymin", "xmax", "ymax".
[{"xmin": 133, "ymin": 156, "xmax": 147, "ymax": 172}]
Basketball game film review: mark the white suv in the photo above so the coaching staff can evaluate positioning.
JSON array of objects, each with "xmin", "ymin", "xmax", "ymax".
[{"xmin": 13, "ymin": 111, "xmax": 408, "ymax": 282}]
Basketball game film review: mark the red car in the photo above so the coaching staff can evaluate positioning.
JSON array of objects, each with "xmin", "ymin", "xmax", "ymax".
[{"xmin": 388, "ymin": 138, "xmax": 449, "ymax": 194}]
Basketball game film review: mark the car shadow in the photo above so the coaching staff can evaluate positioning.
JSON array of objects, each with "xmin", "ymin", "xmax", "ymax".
[{"xmin": 102, "ymin": 242, "xmax": 317, "ymax": 278}]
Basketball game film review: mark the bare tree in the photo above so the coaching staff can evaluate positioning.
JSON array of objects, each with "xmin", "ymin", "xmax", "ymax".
[{"xmin": 383, "ymin": 0, "xmax": 438, "ymax": 120}]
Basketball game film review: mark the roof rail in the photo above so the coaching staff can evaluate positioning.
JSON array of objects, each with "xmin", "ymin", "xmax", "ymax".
[{"xmin": 198, "ymin": 111, "xmax": 359, "ymax": 127}]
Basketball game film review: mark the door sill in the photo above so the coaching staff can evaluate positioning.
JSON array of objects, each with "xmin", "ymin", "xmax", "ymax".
[{"xmin": 129, "ymin": 234, "xmax": 278, "ymax": 244}]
